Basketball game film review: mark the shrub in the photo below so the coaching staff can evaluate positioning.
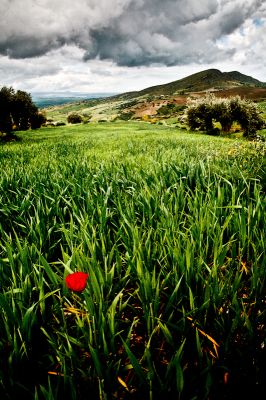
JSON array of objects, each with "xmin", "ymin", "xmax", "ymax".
[
  {"xmin": 81, "ymin": 112, "xmax": 92, "ymax": 118},
  {"xmin": 81, "ymin": 112, "xmax": 92, "ymax": 124},
  {"xmin": 30, "ymin": 112, "xmax": 47, "ymax": 129},
  {"xmin": 185, "ymin": 94, "xmax": 264, "ymax": 138},
  {"xmin": 157, "ymin": 103, "xmax": 186, "ymax": 116},
  {"xmin": 118, "ymin": 100, "xmax": 138, "ymax": 110},
  {"xmin": 142, "ymin": 114, "xmax": 150, "ymax": 121},
  {"xmin": 67, "ymin": 112, "xmax": 83, "ymax": 124},
  {"xmin": 118, "ymin": 111, "xmax": 134, "ymax": 121}
]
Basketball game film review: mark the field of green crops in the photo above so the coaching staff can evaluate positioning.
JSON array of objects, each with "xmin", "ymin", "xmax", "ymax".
[{"xmin": 0, "ymin": 122, "xmax": 265, "ymax": 399}]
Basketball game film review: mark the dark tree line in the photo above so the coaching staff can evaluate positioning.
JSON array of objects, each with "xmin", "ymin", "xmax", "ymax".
[{"xmin": 0, "ymin": 86, "xmax": 46, "ymax": 135}]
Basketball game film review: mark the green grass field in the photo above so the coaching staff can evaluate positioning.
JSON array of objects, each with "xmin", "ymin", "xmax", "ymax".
[{"xmin": 0, "ymin": 122, "xmax": 265, "ymax": 399}]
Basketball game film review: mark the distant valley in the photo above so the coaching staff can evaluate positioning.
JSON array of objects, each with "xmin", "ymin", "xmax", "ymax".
[{"xmin": 32, "ymin": 92, "xmax": 116, "ymax": 108}]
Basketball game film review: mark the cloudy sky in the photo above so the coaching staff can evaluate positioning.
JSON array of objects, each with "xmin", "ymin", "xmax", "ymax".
[{"xmin": 0, "ymin": 0, "xmax": 265, "ymax": 94}]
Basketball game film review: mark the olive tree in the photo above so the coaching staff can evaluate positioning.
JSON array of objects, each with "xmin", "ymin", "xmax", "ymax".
[
  {"xmin": 0, "ymin": 87, "xmax": 14, "ymax": 134},
  {"xmin": 185, "ymin": 94, "xmax": 264, "ymax": 137},
  {"xmin": 0, "ymin": 86, "xmax": 45, "ymax": 135}
]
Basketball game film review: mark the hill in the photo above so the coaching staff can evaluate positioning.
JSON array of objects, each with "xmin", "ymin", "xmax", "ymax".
[
  {"xmin": 118, "ymin": 69, "xmax": 266, "ymax": 98},
  {"xmin": 44, "ymin": 69, "xmax": 266, "ymax": 124}
]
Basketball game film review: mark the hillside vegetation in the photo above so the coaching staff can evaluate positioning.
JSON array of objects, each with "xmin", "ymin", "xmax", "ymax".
[
  {"xmin": 0, "ymin": 122, "xmax": 265, "ymax": 399},
  {"xmin": 43, "ymin": 69, "xmax": 266, "ymax": 126}
]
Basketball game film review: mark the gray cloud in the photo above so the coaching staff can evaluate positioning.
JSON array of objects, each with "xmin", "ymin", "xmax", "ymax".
[{"xmin": 0, "ymin": 0, "xmax": 264, "ymax": 68}]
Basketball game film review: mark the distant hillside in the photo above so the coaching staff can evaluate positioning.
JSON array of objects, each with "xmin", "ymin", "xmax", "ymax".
[
  {"xmin": 119, "ymin": 69, "xmax": 266, "ymax": 98},
  {"xmin": 44, "ymin": 69, "xmax": 266, "ymax": 124}
]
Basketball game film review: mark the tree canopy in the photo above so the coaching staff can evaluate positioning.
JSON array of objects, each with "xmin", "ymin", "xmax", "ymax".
[
  {"xmin": 185, "ymin": 94, "xmax": 264, "ymax": 137},
  {"xmin": 0, "ymin": 86, "xmax": 45, "ymax": 135}
]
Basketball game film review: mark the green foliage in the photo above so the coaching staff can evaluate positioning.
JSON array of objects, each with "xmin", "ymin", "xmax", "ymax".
[
  {"xmin": 81, "ymin": 111, "xmax": 92, "ymax": 124},
  {"xmin": 0, "ymin": 86, "xmax": 44, "ymax": 135},
  {"xmin": 12, "ymin": 90, "xmax": 37, "ymax": 130},
  {"xmin": 67, "ymin": 112, "xmax": 83, "ymax": 124},
  {"xmin": 118, "ymin": 99, "xmax": 138, "ymax": 110},
  {"xmin": 117, "ymin": 111, "xmax": 134, "ymax": 120},
  {"xmin": 0, "ymin": 122, "xmax": 265, "ymax": 398},
  {"xmin": 157, "ymin": 103, "xmax": 186, "ymax": 116},
  {"xmin": 186, "ymin": 94, "xmax": 264, "ymax": 137},
  {"xmin": 0, "ymin": 86, "xmax": 14, "ymax": 134},
  {"xmin": 30, "ymin": 112, "xmax": 47, "ymax": 129}
]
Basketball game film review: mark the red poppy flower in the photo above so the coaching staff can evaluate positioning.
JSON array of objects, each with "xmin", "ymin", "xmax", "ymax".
[{"xmin": 65, "ymin": 272, "xmax": 89, "ymax": 292}]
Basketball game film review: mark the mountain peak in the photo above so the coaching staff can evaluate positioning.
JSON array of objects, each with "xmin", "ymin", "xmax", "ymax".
[{"xmin": 134, "ymin": 68, "xmax": 266, "ymax": 97}]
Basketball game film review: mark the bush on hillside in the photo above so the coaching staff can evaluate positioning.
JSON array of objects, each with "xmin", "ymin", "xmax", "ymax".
[
  {"xmin": 118, "ymin": 100, "xmax": 138, "ymax": 110},
  {"xmin": 118, "ymin": 111, "xmax": 134, "ymax": 121},
  {"xmin": 67, "ymin": 112, "xmax": 83, "ymax": 124},
  {"xmin": 157, "ymin": 103, "xmax": 186, "ymax": 116},
  {"xmin": 185, "ymin": 94, "xmax": 264, "ymax": 137},
  {"xmin": 81, "ymin": 112, "xmax": 92, "ymax": 124}
]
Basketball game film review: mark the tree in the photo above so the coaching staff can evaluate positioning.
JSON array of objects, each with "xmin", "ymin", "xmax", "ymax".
[
  {"xmin": 67, "ymin": 112, "xmax": 83, "ymax": 124},
  {"xmin": 0, "ymin": 86, "xmax": 44, "ymax": 135},
  {"xmin": 30, "ymin": 111, "xmax": 47, "ymax": 129},
  {"xmin": 12, "ymin": 90, "xmax": 38, "ymax": 130},
  {"xmin": 0, "ymin": 87, "xmax": 14, "ymax": 134},
  {"xmin": 213, "ymin": 100, "xmax": 232, "ymax": 133},
  {"xmin": 185, "ymin": 94, "xmax": 264, "ymax": 138}
]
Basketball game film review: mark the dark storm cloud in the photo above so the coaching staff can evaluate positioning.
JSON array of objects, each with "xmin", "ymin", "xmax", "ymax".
[
  {"xmin": 0, "ymin": 36, "xmax": 66, "ymax": 59},
  {"xmin": 0, "ymin": 0, "xmax": 264, "ymax": 66}
]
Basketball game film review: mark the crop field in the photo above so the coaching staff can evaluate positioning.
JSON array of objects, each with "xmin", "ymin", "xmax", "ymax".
[{"xmin": 0, "ymin": 122, "xmax": 265, "ymax": 399}]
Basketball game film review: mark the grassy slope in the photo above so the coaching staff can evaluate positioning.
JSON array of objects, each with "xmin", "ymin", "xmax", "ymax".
[
  {"xmin": 0, "ymin": 122, "xmax": 265, "ymax": 399},
  {"xmin": 45, "ymin": 98, "xmax": 126, "ymax": 124}
]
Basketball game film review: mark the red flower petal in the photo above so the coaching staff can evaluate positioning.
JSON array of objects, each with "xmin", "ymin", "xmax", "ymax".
[{"xmin": 65, "ymin": 272, "xmax": 89, "ymax": 292}]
